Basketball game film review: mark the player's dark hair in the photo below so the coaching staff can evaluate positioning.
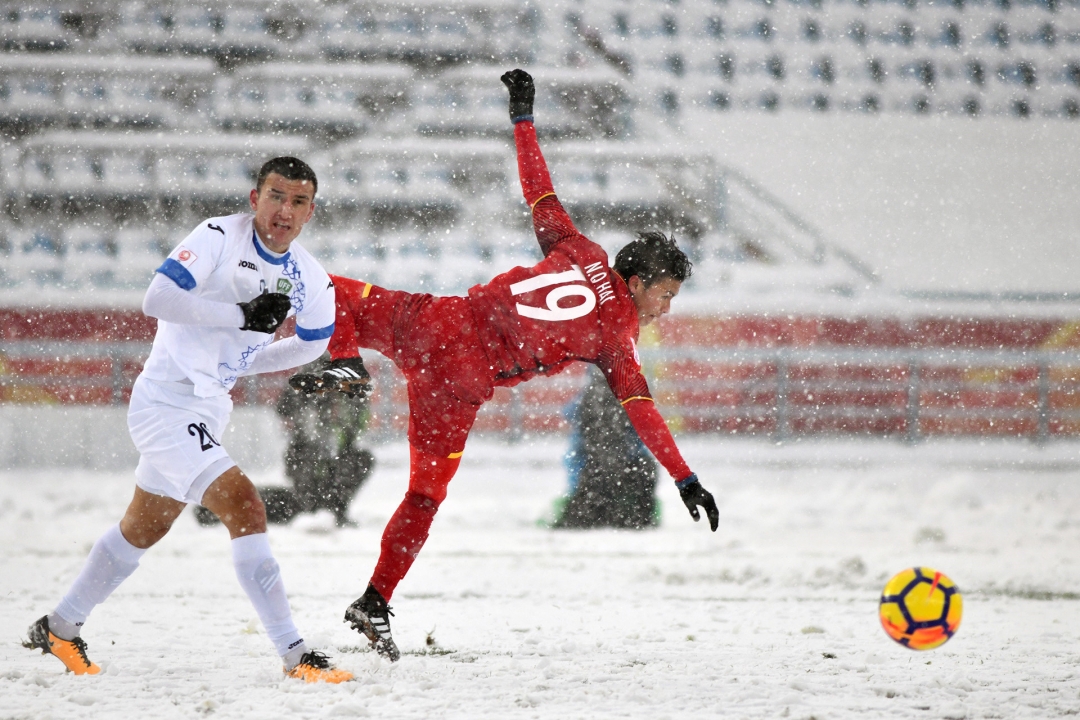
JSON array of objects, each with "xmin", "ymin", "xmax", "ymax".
[
  {"xmin": 613, "ymin": 231, "xmax": 693, "ymax": 287},
  {"xmin": 256, "ymin": 157, "xmax": 318, "ymax": 196}
]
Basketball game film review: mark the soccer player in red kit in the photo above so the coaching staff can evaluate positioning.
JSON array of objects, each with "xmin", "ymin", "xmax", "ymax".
[{"xmin": 289, "ymin": 70, "xmax": 719, "ymax": 661}]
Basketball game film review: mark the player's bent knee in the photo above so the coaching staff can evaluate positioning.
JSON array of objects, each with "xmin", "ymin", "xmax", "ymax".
[
  {"xmin": 201, "ymin": 468, "xmax": 268, "ymax": 538},
  {"xmin": 217, "ymin": 496, "xmax": 267, "ymax": 537},
  {"xmin": 406, "ymin": 446, "xmax": 460, "ymax": 505},
  {"xmin": 120, "ymin": 486, "xmax": 187, "ymax": 549},
  {"xmin": 403, "ymin": 489, "xmax": 441, "ymax": 512},
  {"xmin": 119, "ymin": 515, "xmax": 176, "ymax": 549}
]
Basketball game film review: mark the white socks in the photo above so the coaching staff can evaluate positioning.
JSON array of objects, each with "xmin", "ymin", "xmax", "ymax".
[
  {"xmin": 50, "ymin": 527, "xmax": 307, "ymax": 668},
  {"xmin": 52, "ymin": 524, "xmax": 146, "ymax": 640},
  {"xmin": 231, "ymin": 533, "xmax": 308, "ymax": 667}
]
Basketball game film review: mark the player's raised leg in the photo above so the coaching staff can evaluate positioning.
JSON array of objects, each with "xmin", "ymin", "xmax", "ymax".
[{"xmin": 289, "ymin": 277, "xmax": 410, "ymax": 396}]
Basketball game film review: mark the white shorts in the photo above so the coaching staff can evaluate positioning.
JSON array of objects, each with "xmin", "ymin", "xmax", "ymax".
[{"xmin": 128, "ymin": 375, "xmax": 236, "ymax": 505}]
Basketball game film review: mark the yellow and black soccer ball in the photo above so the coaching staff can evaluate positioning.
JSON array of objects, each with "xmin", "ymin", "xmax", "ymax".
[{"xmin": 879, "ymin": 567, "xmax": 962, "ymax": 650}]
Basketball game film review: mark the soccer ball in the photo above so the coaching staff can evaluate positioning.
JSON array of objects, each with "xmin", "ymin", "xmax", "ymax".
[{"xmin": 879, "ymin": 567, "xmax": 962, "ymax": 650}]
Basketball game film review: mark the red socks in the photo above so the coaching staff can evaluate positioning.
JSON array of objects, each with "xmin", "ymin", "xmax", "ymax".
[{"xmin": 370, "ymin": 447, "xmax": 460, "ymax": 600}]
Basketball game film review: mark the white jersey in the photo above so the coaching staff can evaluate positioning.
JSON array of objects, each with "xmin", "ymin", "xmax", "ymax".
[{"xmin": 142, "ymin": 212, "xmax": 335, "ymax": 398}]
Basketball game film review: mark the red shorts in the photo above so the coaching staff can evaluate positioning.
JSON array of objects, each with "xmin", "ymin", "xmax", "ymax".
[{"xmin": 331, "ymin": 276, "xmax": 496, "ymax": 457}]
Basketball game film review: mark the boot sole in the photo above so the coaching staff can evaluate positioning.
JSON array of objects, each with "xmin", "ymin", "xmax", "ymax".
[
  {"xmin": 24, "ymin": 621, "xmax": 51, "ymax": 654},
  {"xmin": 344, "ymin": 606, "xmax": 400, "ymax": 662}
]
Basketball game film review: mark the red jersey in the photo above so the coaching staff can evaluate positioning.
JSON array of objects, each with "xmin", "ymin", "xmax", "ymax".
[
  {"xmin": 466, "ymin": 121, "xmax": 691, "ymax": 480},
  {"xmin": 467, "ymin": 198, "xmax": 646, "ymax": 401},
  {"xmin": 329, "ymin": 120, "xmax": 692, "ymax": 481}
]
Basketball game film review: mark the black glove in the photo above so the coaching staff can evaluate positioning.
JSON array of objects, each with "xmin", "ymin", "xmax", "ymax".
[
  {"xmin": 288, "ymin": 357, "xmax": 372, "ymax": 399},
  {"xmin": 500, "ymin": 68, "xmax": 535, "ymax": 122},
  {"xmin": 238, "ymin": 291, "xmax": 291, "ymax": 333},
  {"xmin": 677, "ymin": 474, "xmax": 719, "ymax": 532}
]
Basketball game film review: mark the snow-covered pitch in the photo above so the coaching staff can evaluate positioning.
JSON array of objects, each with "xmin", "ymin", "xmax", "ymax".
[{"xmin": 3, "ymin": 437, "xmax": 1079, "ymax": 719}]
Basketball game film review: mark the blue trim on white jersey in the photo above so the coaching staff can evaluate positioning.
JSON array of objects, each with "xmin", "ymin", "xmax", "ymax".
[
  {"xmin": 295, "ymin": 322, "xmax": 335, "ymax": 342},
  {"xmin": 156, "ymin": 258, "xmax": 197, "ymax": 290},
  {"xmin": 252, "ymin": 231, "xmax": 290, "ymax": 266}
]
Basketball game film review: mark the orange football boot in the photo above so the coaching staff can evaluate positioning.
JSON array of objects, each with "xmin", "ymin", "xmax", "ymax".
[
  {"xmin": 285, "ymin": 651, "xmax": 353, "ymax": 683},
  {"xmin": 24, "ymin": 616, "xmax": 101, "ymax": 675}
]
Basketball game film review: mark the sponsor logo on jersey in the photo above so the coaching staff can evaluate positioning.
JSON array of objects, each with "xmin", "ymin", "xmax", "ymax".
[
  {"xmin": 582, "ymin": 261, "xmax": 616, "ymax": 305},
  {"xmin": 277, "ymin": 278, "xmax": 293, "ymax": 294},
  {"xmin": 177, "ymin": 248, "xmax": 198, "ymax": 266},
  {"xmin": 238, "ymin": 260, "xmax": 257, "ymax": 271},
  {"xmin": 207, "ymin": 223, "xmax": 225, "ymax": 235}
]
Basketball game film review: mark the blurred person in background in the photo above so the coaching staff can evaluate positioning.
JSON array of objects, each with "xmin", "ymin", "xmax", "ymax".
[
  {"xmin": 195, "ymin": 356, "xmax": 375, "ymax": 529},
  {"xmin": 552, "ymin": 364, "xmax": 659, "ymax": 530},
  {"xmin": 275, "ymin": 364, "xmax": 375, "ymax": 527}
]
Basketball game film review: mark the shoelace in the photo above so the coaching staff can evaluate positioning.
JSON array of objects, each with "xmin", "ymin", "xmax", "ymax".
[
  {"xmin": 297, "ymin": 651, "xmax": 331, "ymax": 669},
  {"xmin": 363, "ymin": 597, "xmax": 394, "ymax": 620},
  {"xmin": 70, "ymin": 636, "xmax": 94, "ymax": 668},
  {"xmin": 368, "ymin": 605, "xmax": 394, "ymax": 640}
]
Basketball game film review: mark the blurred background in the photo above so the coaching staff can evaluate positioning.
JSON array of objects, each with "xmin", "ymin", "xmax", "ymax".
[{"xmin": 1, "ymin": 0, "xmax": 1079, "ymax": 470}]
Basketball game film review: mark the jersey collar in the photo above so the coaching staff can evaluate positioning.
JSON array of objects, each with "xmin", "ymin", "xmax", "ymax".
[{"xmin": 252, "ymin": 231, "xmax": 291, "ymax": 265}]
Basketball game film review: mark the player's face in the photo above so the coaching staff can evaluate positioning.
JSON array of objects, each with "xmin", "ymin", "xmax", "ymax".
[
  {"xmin": 249, "ymin": 173, "xmax": 316, "ymax": 253},
  {"xmin": 628, "ymin": 275, "xmax": 682, "ymax": 327}
]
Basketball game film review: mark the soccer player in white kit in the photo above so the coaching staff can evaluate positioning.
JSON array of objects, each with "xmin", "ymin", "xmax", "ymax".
[{"xmin": 25, "ymin": 157, "xmax": 356, "ymax": 683}]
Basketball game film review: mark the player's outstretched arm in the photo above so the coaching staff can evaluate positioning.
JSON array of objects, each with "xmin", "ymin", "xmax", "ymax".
[
  {"xmin": 622, "ymin": 399, "xmax": 719, "ymax": 532},
  {"xmin": 597, "ymin": 342, "xmax": 718, "ymax": 531},
  {"xmin": 501, "ymin": 69, "xmax": 582, "ymax": 256}
]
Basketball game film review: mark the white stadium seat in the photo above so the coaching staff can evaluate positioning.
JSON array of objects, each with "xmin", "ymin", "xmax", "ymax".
[{"xmin": 1, "ymin": 0, "xmax": 1077, "ymax": 295}]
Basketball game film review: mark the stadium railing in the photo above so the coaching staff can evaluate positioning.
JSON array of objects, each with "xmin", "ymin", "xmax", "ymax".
[{"xmin": 2, "ymin": 339, "xmax": 1078, "ymax": 442}]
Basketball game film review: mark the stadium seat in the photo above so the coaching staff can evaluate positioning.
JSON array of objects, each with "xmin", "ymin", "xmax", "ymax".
[
  {"xmin": 9, "ymin": 231, "xmax": 65, "ymax": 287},
  {"xmin": 1, "ymin": 0, "xmax": 1078, "ymax": 295},
  {"xmin": 64, "ymin": 227, "xmax": 118, "ymax": 289},
  {"xmin": 214, "ymin": 63, "xmax": 411, "ymax": 138},
  {"xmin": 114, "ymin": 228, "xmax": 166, "ymax": 289}
]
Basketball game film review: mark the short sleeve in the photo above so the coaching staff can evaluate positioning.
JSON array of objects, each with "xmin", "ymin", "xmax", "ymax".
[
  {"xmin": 294, "ymin": 268, "xmax": 336, "ymax": 342},
  {"xmin": 156, "ymin": 221, "xmax": 226, "ymax": 291}
]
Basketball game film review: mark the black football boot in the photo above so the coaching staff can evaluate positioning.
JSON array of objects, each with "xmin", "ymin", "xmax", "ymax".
[{"xmin": 344, "ymin": 584, "xmax": 400, "ymax": 662}]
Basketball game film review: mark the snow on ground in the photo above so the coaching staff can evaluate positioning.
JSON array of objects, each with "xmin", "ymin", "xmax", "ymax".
[{"xmin": 3, "ymin": 437, "xmax": 1080, "ymax": 719}]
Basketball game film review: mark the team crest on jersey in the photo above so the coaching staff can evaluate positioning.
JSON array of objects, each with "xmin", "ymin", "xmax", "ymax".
[
  {"xmin": 277, "ymin": 278, "xmax": 293, "ymax": 294},
  {"xmin": 177, "ymin": 248, "xmax": 197, "ymax": 266}
]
